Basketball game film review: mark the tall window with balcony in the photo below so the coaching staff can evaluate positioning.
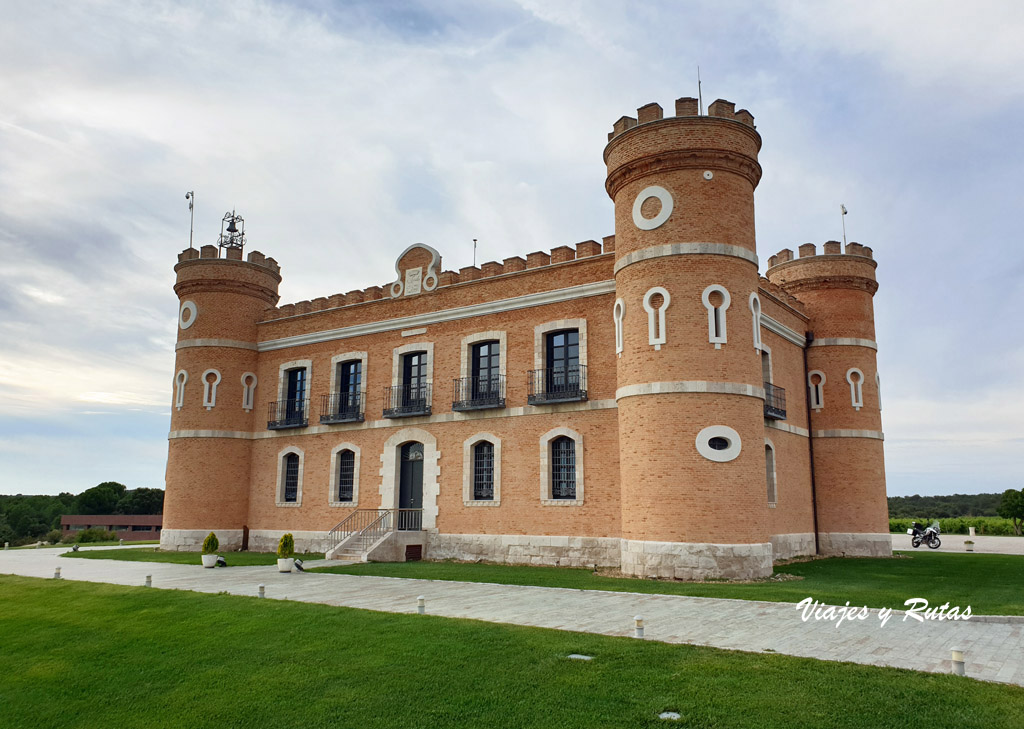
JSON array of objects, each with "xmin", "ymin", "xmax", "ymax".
[
  {"xmin": 386, "ymin": 351, "xmax": 431, "ymax": 417},
  {"xmin": 454, "ymin": 340, "xmax": 505, "ymax": 410},
  {"xmin": 323, "ymin": 360, "xmax": 363, "ymax": 423},
  {"xmin": 762, "ymin": 350, "xmax": 786, "ymax": 420},
  {"xmin": 270, "ymin": 367, "xmax": 308, "ymax": 429},
  {"xmin": 529, "ymin": 329, "xmax": 586, "ymax": 404}
]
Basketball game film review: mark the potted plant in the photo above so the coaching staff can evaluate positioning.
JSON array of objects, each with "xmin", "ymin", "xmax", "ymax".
[
  {"xmin": 277, "ymin": 533, "xmax": 295, "ymax": 572},
  {"xmin": 201, "ymin": 532, "xmax": 219, "ymax": 568},
  {"xmin": 964, "ymin": 540, "xmax": 975, "ymax": 552}
]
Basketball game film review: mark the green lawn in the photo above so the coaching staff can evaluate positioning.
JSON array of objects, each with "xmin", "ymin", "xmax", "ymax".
[
  {"xmin": 61, "ymin": 547, "xmax": 324, "ymax": 565},
  {"xmin": 0, "ymin": 576, "xmax": 1020, "ymax": 729},
  {"xmin": 311, "ymin": 552, "xmax": 1024, "ymax": 616}
]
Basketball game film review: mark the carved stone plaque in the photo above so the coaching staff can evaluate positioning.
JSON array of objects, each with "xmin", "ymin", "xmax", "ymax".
[{"xmin": 404, "ymin": 267, "xmax": 423, "ymax": 296}]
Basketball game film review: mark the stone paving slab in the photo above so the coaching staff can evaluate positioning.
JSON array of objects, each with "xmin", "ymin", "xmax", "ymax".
[
  {"xmin": 2, "ymin": 547, "xmax": 1022, "ymax": 687},
  {"xmin": 892, "ymin": 533, "xmax": 1024, "ymax": 555}
]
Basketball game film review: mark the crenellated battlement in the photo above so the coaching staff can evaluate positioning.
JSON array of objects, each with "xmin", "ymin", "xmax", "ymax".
[
  {"xmin": 259, "ymin": 236, "xmax": 615, "ymax": 322},
  {"xmin": 766, "ymin": 241, "xmax": 874, "ymax": 269},
  {"xmin": 177, "ymin": 245, "xmax": 280, "ymax": 274},
  {"xmin": 758, "ymin": 276, "xmax": 806, "ymax": 314},
  {"xmin": 608, "ymin": 96, "xmax": 756, "ymax": 141}
]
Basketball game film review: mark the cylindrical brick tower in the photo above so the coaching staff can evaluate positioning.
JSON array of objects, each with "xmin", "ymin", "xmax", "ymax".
[
  {"xmin": 765, "ymin": 242, "xmax": 890, "ymax": 556},
  {"xmin": 161, "ymin": 244, "xmax": 280, "ymax": 551},
  {"xmin": 606, "ymin": 97, "xmax": 772, "ymax": 579}
]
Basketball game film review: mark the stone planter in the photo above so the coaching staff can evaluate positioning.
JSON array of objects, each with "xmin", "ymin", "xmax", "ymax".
[
  {"xmin": 277, "ymin": 557, "xmax": 294, "ymax": 573},
  {"xmin": 201, "ymin": 553, "xmax": 218, "ymax": 568}
]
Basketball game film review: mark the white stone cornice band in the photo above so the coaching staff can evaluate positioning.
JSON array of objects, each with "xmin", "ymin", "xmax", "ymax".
[
  {"xmin": 176, "ymin": 338, "xmax": 258, "ymax": 351},
  {"xmin": 760, "ymin": 315, "xmax": 806, "ymax": 347},
  {"xmin": 168, "ymin": 399, "xmax": 619, "ymax": 440},
  {"xmin": 259, "ymin": 280, "xmax": 616, "ymax": 352},
  {"xmin": 616, "ymin": 381, "xmax": 765, "ymax": 401},
  {"xmin": 613, "ymin": 242, "xmax": 758, "ymax": 275},
  {"xmin": 808, "ymin": 337, "xmax": 878, "ymax": 350},
  {"xmin": 765, "ymin": 421, "xmax": 810, "ymax": 438},
  {"xmin": 812, "ymin": 429, "xmax": 884, "ymax": 440}
]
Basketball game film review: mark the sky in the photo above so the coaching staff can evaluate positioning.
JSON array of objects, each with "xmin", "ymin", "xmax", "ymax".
[{"xmin": 0, "ymin": 0, "xmax": 1022, "ymax": 498}]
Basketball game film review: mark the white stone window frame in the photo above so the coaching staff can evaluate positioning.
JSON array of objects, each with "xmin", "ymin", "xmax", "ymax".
[
  {"xmin": 847, "ymin": 368, "xmax": 865, "ymax": 411},
  {"xmin": 275, "ymin": 445, "xmax": 304, "ymax": 508},
  {"xmin": 328, "ymin": 442, "xmax": 361, "ymax": 507},
  {"xmin": 174, "ymin": 370, "xmax": 188, "ymax": 411},
  {"xmin": 642, "ymin": 287, "xmax": 671, "ymax": 351},
  {"xmin": 765, "ymin": 438, "xmax": 778, "ymax": 506},
  {"xmin": 875, "ymin": 372, "xmax": 882, "ymax": 411},
  {"xmin": 749, "ymin": 292, "xmax": 763, "ymax": 351},
  {"xmin": 201, "ymin": 369, "xmax": 221, "ymax": 410},
  {"xmin": 329, "ymin": 351, "xmax": 368, "ymax": 410},
  {"xmin": 378, "ymin": 428, "xmax": 440, "ymax": 530},
  {"xmin": 178, "ymin": 300, "xmax": 197, "ymax": 330},
  {"xmin": 533, "ymin": 319, "xmax": 588, "ymax": 371},
  {"xmin": 696, "ymin": 425, "xmax": 742, "ymax": 463},
  {"xmin": 277, "ymin": 359, "xmax": 313, "ymax": 403},
  {"xmin": 391, "ymin": 342, "xmax": 434, "ymax": 409},
  {"xmin": 459, "ymin": 332, "xmax": 507, "ymax": 380},
  {"xmin": 462, "ymin": 432, "xmax": 501, "ymax": 507},
  {"xmin": 808, "ymin": 370, "xmax": 826, "ymax": 411},
  {"xmin": 613, "ymin": 299, "xmax": 625, "ymax": 357},
  {"xmin": 632, "ymin": 185, "xmax": 674, "ymax": 231},
  {"xmin": 701, "ymin": 284, "xmax": 731, "ymax": 349},
  {"xmin": 539, "ymin": 426, "xmax": 584, "ymax": 507},
  {"xmin": 760, "ymin": 344, "xmax": 774, "ymax": 384},
  {"xmin": 241, "ymin": 372, "xmax": 257, "ymax": 412}
]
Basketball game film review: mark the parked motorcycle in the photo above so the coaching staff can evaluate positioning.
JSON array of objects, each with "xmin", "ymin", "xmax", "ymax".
[{"xmin": 907, "ymin": 521, "xmax": 942, "ymax": 549}]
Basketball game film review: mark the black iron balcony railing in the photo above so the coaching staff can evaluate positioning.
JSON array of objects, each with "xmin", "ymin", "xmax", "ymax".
[
  {"xmin": 267, "ymin": 398, "xmax": 309, "ymax": 429},
  {"xmin": 319, "ymin": 392, "xmax": 364, "ymax": 424},
  {"xmin": 764, "ymin": 382, "xmax": 787, "ymax": 420},
  {"xmin": 452, "ymin": 374, "xmax": 506, "ymax": 411},
  {"xmin": 383, "ymin": 383, "xmax": 432, "ymax": 418},
  {"xmin": 527, "ymin": 365, "xmax": 587, "ymax": 405}
]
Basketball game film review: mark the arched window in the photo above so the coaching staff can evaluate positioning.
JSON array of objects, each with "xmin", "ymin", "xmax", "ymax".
[
  {"xmin": 642, "ymin": 287, "xmax": 670, "ymax": 350},
  {"xmin": 283, "ymin": 453, "xmax": 300, "ymax": 504},
  {"xmin": 613, "ymin": 299, "xmax": 625, "ymax": 356},
  {"xmin": 551, "ymin": 436, "xmax": 576, "ymax": 500},
  {"xmin": 472, "ymin": 441, "xmax": 494, "ymax": 501},
  {"xmin": 201, "ymin": 369, "xmax": 221, "ymax": 410},
  {"xmin": 749, "ymin": 292, "xmax": 762, "ymax": 351},
  {"xmin": 336, "ymin": 450, "xmax": 355, "ymax": 502},
  {"xmin": 174, "ymin": 370, "xmax": 188, "ymax": 411},
  {"xmin": 808, "ymin": 370, "xmax": 826, "ymax": 411},
  {"xmin": 765, "ymin": 442, "xmax": 777, "ymax": 504},
  {"xmin": 701, "ymin": 285, "xmax": 730, "ymax": 349},
  {"xmin": 846, "ymin": 368, "xmax": 864, "ymax": 411}
]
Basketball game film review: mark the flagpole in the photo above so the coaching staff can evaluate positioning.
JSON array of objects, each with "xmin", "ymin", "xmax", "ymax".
[
  {"xmin": 473, "ymin": 238, "xmax": 477, "ymax": 267},
  {"xmin": 186, "ymin": 191, "xmax": 195, "ymax": 249},
  {"xmin": 840, "ymin": 204, "xmax": 848, "ymax": 248}
]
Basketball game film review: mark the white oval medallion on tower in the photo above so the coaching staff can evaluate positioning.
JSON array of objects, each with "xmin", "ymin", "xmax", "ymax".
[
  {"xmin": 632, "ymin": 186, "xmax": 673, "ymax": 230},
  {"xmin": 178, "ymin": 301, "xmax": 197, "ymax": 330}
]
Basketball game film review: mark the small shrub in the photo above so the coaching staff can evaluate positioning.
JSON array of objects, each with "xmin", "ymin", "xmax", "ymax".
[
  {"xmin": 202, "ymin": 532, "xmax": 219, "ymax": 555},
  {"xmin": 44, "ymin": 529, "xmax": 63, "ymax": 545},
  {"xmin": 76, "ymin": 528, "xmax": 118, "ymax": 543},
  {"xmin": 277, "ymin": 533, "xmax": 295, "ymax": 559},
  {"xmin": 60, "ymin": 532, "xmax": 77, "ymax": 544}
]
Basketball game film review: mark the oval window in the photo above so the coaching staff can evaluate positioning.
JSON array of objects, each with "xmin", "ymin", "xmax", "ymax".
[{"xmin": 708, "ymin": 436, "xmax": 730, "ymax": 450}]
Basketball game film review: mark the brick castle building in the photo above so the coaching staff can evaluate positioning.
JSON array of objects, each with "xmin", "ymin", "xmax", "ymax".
[{"xmin": 161, "ymin": 95, "xmax": 891, "ymax": 579}]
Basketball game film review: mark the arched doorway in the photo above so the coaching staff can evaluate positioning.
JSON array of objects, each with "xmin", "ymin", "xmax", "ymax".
[{"xmin": 398, "ymin": 441, "xmax": 424, "ymax": 530}]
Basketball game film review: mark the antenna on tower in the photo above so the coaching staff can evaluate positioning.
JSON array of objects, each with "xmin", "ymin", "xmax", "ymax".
[
  {"xmin": 185, "ymin": 191, "xmax": 195, "ymax": 249},
  {"xmin": 840, "ymin": 204, "xmax": 848, "ymax": 247},
  {"xmin": 697, "ymin": 66, "xmax": 703, "ymax": 116}
]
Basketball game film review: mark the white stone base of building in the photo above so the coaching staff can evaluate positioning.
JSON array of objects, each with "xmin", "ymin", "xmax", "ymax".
[
  {"xmin": 620, "ymin": 539, "xmax": 774, "ymax": 580},
  {"xmin": 817, "ymin": 532, "xmax": 892, "ymax": 557},
  {"xmin": 770, "ymin": 533, "xmax": 817, "ymax": 561},
  {"xmin": 427, "ymin": 533, "xmax": 621, "ymax": 568},
  {"xmin": 160, "ymin": 529, "xmax": 244, "ymax": 552},
  {"xmin": 248, "ymin": 529, "xmax": 332, "ymax": 554}
]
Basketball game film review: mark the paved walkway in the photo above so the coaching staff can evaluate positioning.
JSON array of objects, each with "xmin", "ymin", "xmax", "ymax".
[
  {"xmin": 2, "ymin": 547, "xmax": 1022, "ymax": 687},
  {"xmin": 892, "ymin": 533, "xmax": 1024, "ymax": 555}
]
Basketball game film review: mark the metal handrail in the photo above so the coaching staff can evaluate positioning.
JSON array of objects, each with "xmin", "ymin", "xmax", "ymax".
[
  {"xmin": 452, "ymin": 374, "xmax": 505, "ymax": 411},
  {"xmin": 267, "ymin": 398, "xmax": 309, "ymax": 429},
  {"xmin": 327, "ymin": 508, "xmax": 424, "ymax": 555},
  {"xmin": 383, "ymin": 382, "xmax": 432, "ymax": 418},
  {"xmin": 527, "ymin": 365, "xmax": 587, "ymax": 404},
  {"xmin": 764, "ymin": 382, "xmax": 787, "ymax": 420},
  {"xmin": 320, "ymin": 392, "xmax": 364, "ymax": 423}
]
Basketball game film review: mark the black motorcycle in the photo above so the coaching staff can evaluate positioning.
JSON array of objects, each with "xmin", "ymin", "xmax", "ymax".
[{"xmin": 907, "ymin": 521, "xmax": 941, "ymax": 549}]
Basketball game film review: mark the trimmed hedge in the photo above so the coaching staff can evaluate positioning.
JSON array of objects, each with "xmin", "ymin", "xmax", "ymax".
[{"xmin": 889, "ymin": 516, "xmax": 1018, "ymax": 535}]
